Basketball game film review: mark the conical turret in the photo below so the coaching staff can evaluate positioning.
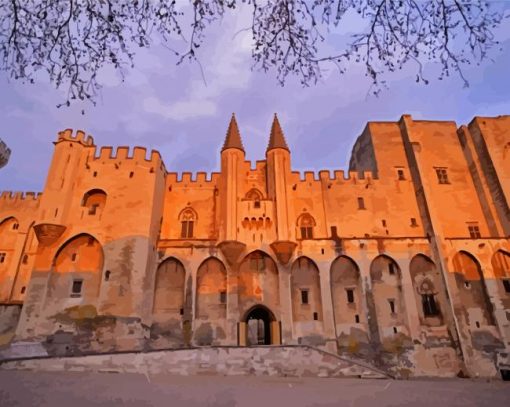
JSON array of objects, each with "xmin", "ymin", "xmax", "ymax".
[
  {"xmin": 222, "ymin": 113, "xmax": 244, "ymax": 153},
  {"xmin": 267, "ymin": 114, "xmax": 289, "ymax": 153}
]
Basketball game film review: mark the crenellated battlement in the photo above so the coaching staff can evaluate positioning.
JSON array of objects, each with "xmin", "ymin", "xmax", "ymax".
[
  {"xmin": 93, "ymin": 145, "xmax": 163, "ymax": 164},
  {"xmin": 57, "ymin": 129, "xmax": 95, "ymax": 146},
  {"xmin": 166, "ymin": 171, "xmax": 220, "ymax": 185},
  {"xmin": 0, "ymin": 191, "xmax": 42, "ymax": 201},
  {"xmin": 291, "ymin": 169, "xmax": 378, "ymax": 184}
]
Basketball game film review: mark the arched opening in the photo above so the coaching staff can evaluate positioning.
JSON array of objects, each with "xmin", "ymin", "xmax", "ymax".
[
  {"xmin": 453, "ymin": 251, "xmax": 495, "ymax": 326},
  {"xmin": 178, "ymin": 207, "xmax": 197, "ymax": 239},
  {"xmin": 330, "ymin": 256, "xmax": 364, "ymax": 328},
  {"xmin": 194, "ymin": 257, "xmax": 227, "ymax": 345},
  {"xmin": 291, "ymin": 256, "xmax": 323, "ymax": 339},
  {"xmin": 151, "ymin": 257, "xmax": 186, "ymax": 348},
  {"xmin": 47, "ymin": 234, "xmax": 104, "ymax": 303},
  {"xmin": 297, "ymin": 213, "xmax": 316, "ymax": 240},
  {"xmin": 153, "ymin": 257, "xmax": 185, "ymax": 317},
  {"xmin": 81, "ymin": 189, "xmax": 107, "ymax": 216},
  {"xmin": 410, "ymin": 254, "xmax": 444, "ymax": 327},
  {"xmin": 0, "ymin": 217, "xmax": 20, "ymax": 276},
  {"xmin": 243, "ymin": 305, "xmax": 276, "ymax": 346},
  {"xmin": 491, "ymin": 250, "xmax": 510, "ymax": 309},
  {"xmin": 238, "ymin": 250, "xmax": 279, "ymax": 314},
  {"xmin": 369, "ymin": 254, "xmax": 409, "ymax": 340},
  {"xmin": 245, "ymin": 188, "xmax": 263, "ymax": 209}
]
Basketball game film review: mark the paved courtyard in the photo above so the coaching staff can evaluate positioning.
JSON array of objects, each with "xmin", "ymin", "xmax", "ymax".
[{"xmin": 0, "ymin": 370, "xmax": 508, "ymax": 406}]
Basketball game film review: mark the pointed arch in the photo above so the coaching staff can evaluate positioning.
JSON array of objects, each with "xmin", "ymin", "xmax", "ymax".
[
  {"xmin": 153, "ymin": 257, "xmax": 186, "ymax": 316},
  {"xmin": 238, "ymin": 250, "xmax": 279, "ymax": 317},
  {"xmin": 330, "ymin": 255, "xmax": 363, "ymax": 330},
  {"xmin": 47, "ymin": 233, "xmax": 104, "ymax": 302},
  {"xmin": 409, "ymin": 254, "xmax": 445, "ymax": 326},
  {"xmin": 0, "ymin": 216, "xmax": 21, "ymax": 268},
  {"xmin": 81, "ymin": 189, "xmax": 107, "ymax": 216},
  {"xmin": 178, "ymin": 207, "xmax": 197, "ymax": 238},
  {"xmin": 194, "ymin": 257, "xmax": 228, "ymax": 345},
  {"xmin": 196, "ymin": 257, "xmax": 227, "ymax": 319},
  {"xmin": 245, "ymin": 188, "xmax": 263, "ymax": 201},
  {"xmin": 297, "ymin": 213, "xmax": 316, "ymax": 240},
  {"xmin": 291, "ymin": 256, "xmax": 323, "ymax": 332},
  {"xmin": 369, "ymin": 254, "xmax": 408, "ymax": 339},
  {"xmin": 453, "ymin": 250, "xmax": 495, "ymax": 326},
  {"xmin": 491, "ymin": 250, "xmax": 510, "ymax": 309}
]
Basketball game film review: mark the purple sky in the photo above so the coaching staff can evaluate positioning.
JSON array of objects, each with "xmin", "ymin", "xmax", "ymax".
[{"xmin": 1, "ymin": 5, "xmax": 510, "ymax": 192}]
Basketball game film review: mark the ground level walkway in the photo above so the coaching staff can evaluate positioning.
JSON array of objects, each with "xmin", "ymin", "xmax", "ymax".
[{"xmin": 1, "ymin": 370, "xmax": 509, "ymax": 407}]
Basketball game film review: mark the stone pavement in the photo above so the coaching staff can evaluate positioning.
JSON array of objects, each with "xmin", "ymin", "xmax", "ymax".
[{"xmin": 0, "ymin": 370, "xmax": 508, "ymax": 407}]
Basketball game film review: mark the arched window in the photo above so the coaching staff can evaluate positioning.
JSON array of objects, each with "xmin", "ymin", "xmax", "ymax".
[
  {"xmin": 297, "ymin": 213, "xmax": 316, "ymax": 240},
  {"xmin": 245, "ymin": 189, "xmax": 263, "ymax": 209},
  {"xmin": 82, "ymin": 189, "xmax": 107, "ymax": 216},
  {"xmin": 179, "ymin": 207, "xmax": 196, "ymax": 239}
]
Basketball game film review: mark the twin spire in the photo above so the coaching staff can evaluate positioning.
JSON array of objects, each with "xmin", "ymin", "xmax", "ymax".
[{"xmin": 222, "ymin": 113, "xmax": 289, "ymax": 154}]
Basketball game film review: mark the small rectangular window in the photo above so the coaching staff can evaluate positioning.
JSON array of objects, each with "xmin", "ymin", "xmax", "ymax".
[
  {"xmin": 346, "ymin": 289, "xmax": 354, "ymax": 304},
  {"xmin": 422, "ymin": 294, "xmax": 439, "ymax": 317},
  {"xmin": 357, "ymin": 197, "xmax": 365, "ymax": 210},
  {"xmin": 20, "ymin": 286, "xmax": 26, "ymax": 294},
  {"xmin": 0, "ymin": 252, "xmax": 6, "ymax": 263},
  {"xmin": 388, "ymin": 299, "xmax": 396, "ymax": 314},
  {"xmin": 330, "ymin": 226, "xmax": 338, "ymax": 237},
  {"xmin": 410, "ymin": 218, "xmax": 418, "ymax": 227},
  {"xmin": 388, "ymin": 263, "xmax": 395, "ymax": 275},
  {"xmin": 254, "ymin": 201, "xmax": 261, "ymax": 209},
  {"xmin": 313, "ymin": 312, "xmax": 318, "ymax": 321},
  {"xmin": 355, "ymin": 314, "xmax": 360, "ymax": 323},
  {"xmin": 71, "ymin": 280, "xmax": 83, "ymax": 297},
  {"xmin": 181, "ymin": 221, "xmax": 194, "ymax": 238},
  {"xmin": 219, "ymin": 291, "xmax": 227, "ymax": 304},
  {"xmin": 12, "ymin": 223, "xmax": 19, "ymax": 230},
  {"xmin": 93, "ymin": 171, "xmax": 98, "ymax": 177},
  {"xmin": 435, "ymin": 168, "xmax": 449, "ymax": 184},
  {"xmin": 502, "ymin": 279, "xmax": 510, "ymax": 293},
  {"xmin": 300, "ymin": 226, "xmax": 313, "ymax": 240},
  {"xmin": 381, "ymin": 219, "xmax": 387, "ymax": 227},
  {"xmin": 22, "ymin": 254, "xmax": 28, "ymax": 264},
  {"xmin": 129, "ymin": 171, "xmax": 134, "ymax": 178},
  {"xmin": 397, "ymin": 169, "xmax": 405, "ymax": 180},
  {"xmin": 301, "ymin": 290, "xmax": 309, "ymax": 305},
  {"xmin": 468, "ymin": 224, "xmax": 481, "ymax": 239},
  {"xmin": 71, "ymin": 253, "xmax": 77, "ymax": 262}
]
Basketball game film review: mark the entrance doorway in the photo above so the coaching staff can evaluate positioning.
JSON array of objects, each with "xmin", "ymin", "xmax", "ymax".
[{"xmin": 239, "ymin": 305, "xmax": 280, "ymax": 346}]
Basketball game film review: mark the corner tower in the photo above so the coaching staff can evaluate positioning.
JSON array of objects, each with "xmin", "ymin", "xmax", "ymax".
[
  {"xmin": 266, "ymin": 114, "xmax": 293, "ymax": 241},
  {"xmin": 219, "ymin": 114, "xmax": 245, "ymax": 241}
]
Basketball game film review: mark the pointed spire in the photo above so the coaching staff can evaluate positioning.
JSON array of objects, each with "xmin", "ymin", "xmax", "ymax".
[
  {"xmin": 267, "ymin": 113, "xmax": 289, "ymax": 153},
  {"xmin": 222, "ymin": 113, "xmax": 245, "ymax": 153}
]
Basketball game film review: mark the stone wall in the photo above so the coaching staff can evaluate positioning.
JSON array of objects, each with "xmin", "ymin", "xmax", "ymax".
[{"xmin": 0, "ymin": 345, "xmax": 390, "ymax": 379}]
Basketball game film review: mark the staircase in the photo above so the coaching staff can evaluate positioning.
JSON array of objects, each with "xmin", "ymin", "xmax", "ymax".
[{"xmin": 0, "ymin": 344, "xmax": 391, "ymax": 379}]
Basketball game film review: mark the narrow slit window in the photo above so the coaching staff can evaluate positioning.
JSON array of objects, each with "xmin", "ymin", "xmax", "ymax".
[
  {"xmin": 388, "ymin": 299, "xmax": 396, "ymax": 314},
  {"xmin": 301, "ymin": 289, "xmax": 309, "ymax": 305},
  {"xmin": 410, "ymin": 218, "xmax": 418, "ymax": 227},
  {"xmin": 355, "ymin": 314, "xmax": 360, "ymax": 323},
  {"xmin": 0, "ymin": 253, "xmax": 5, "ymax": 263},
  {"xmin": 71, "ymin": 280, "xmax": 83, "ymax": 297},
  {"xmin": 313, "ymin": 312, "xmax": 318, "ymax": 321},
  {"xmin": 388, "ymin": 263, "xmax": 396, "ymax": 275},
  {"xmin": 357, "ymin": 197, "xmax": 365, "ymax": 210},
  {"xmin": 346, "ymin": 289, "xmax": 354, "ymax": 304},
  {"xmin": 219, "ymin": 291, "xmax": 227, "ymax": 304},
  {"xmin": 397, "ymin": 169, "xmax": 405, "ymax": 180}
]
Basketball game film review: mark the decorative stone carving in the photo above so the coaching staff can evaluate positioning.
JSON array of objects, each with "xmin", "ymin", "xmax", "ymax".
[
  {"xmin": 217, "ymin": 240, "xmax": 246, "ymax": 265},
  {"xmin": 34, "ymin": 223, "xmax": 66, "ymax": 245},
  {"xmin": 270, "ymin": 240, "xmax": 297, "ymax": 265}
]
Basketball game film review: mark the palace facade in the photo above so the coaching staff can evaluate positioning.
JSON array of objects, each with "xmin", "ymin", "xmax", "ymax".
[{"xmin": 1, "ymin": 114, "xmax": 510, "ymax": 378}]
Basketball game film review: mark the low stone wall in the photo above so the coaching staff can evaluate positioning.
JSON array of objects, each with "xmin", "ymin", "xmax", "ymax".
[
  {"xmin": 0, "ymin": 345, "xmax": 389, "ymax": 379},
  {"xmin": 0, "ymin": 305, "xmax": 22, "ymax": 347}
]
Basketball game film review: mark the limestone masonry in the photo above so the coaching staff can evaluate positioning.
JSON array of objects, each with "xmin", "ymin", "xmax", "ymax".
[{"xmin": 1, "ymin": 114, "xmax": 510, "ymax": 378}]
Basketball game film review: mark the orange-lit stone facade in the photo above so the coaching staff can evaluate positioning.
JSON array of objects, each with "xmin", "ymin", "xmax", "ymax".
[{"xmin": 1, "ymin": 114, "xmax": 510, "ymax": 378}]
